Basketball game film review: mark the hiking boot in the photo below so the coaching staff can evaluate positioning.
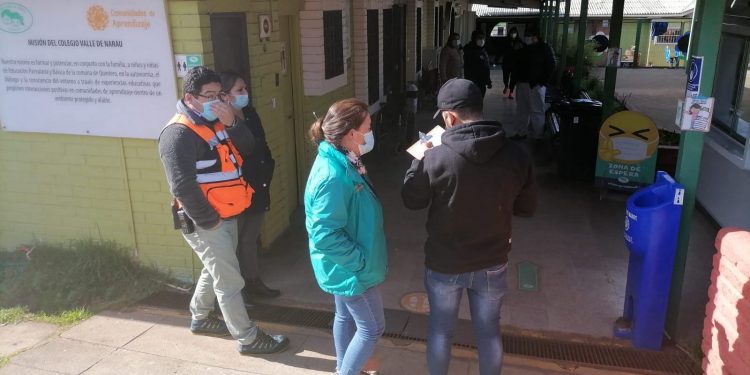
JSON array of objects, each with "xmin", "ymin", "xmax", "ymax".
[
  {"xmin": 238, "ymin": 329, "xmax": 289, "ymax": 355},
  {"xmin": 246, "ymin": 278, "xmax": 281, "ymax": 299},
  {"xmin": 190, "ymin": 316, "xmax": 230, "ymax": 337}
]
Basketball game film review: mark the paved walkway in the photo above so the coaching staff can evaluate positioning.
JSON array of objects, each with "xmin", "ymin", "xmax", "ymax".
[
  {"xmin": 259, "ymin": 70, "xmax": 716, "ymax": 344},
  {"xmin": 0, "ymin": 307, "xmax": 617, "ymax": 374}
]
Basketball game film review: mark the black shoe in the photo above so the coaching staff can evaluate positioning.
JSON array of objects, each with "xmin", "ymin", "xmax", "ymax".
[
  {"xmin": 190, "ymin": 316, "xmax": 230, "ymax": 337},
  {"xmin": 241, "ymin": 289, "xmax": 256, "ymax": 309},
  {"xmin": 238, "ymin": 329, "xmax": 289, "ymax": 355},
  {"xmin": 247, "ymin": 278, "xmax": 281, "ymax": 299},
  {"xmin": 509, "ymin": 134, "xmax": 527, "ymax": 141}
]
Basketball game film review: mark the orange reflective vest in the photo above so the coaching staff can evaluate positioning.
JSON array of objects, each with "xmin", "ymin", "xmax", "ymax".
[{"xmin": 168, "ymin": 114, "xmax": 254, "ymax": 218}]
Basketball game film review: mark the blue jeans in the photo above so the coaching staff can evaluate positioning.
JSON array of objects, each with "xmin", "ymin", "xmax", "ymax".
[
  {"xmin": 333, "ymin": 286, "xmax": 385, "ymax": 375},
  {"xmin": 424, "ymin": 263, "xmax": 509, "ymax": 375}
]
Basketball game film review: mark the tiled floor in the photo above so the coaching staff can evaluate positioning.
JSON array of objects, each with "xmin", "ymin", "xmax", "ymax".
[{"xmin": 259, "ymin": 70, "xmax": 718, "ymax": 345}]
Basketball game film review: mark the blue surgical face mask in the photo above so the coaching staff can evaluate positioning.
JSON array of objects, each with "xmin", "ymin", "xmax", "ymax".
[
  {"xmin": 201, "ymin": 99, "xmax": 221, "ymax": 121},
  {"xmin": 358, "ymin": 130, "xmax": 375, "ymax": 155},
  {"xmin": 232, "ymin": 94, "xmax": 249, "ymax": 110}
]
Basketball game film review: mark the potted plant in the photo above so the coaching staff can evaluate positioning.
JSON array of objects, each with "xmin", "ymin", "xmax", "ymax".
[{"xmin": 656, "ymin": 127, "xmax": 681, "ymax": 176}]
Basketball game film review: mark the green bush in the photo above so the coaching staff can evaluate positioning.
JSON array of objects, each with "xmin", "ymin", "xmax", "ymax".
[{"xmin": 0, "ymin": 239, "xmax": 167, "ymax": 314}]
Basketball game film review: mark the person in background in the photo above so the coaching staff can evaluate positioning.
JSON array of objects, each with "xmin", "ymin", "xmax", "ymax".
[
  {"xmin": 463, "ymin": 30, "xmax": 492, "ymax": 97},
  {"xmin": 402, "ymin": 78, "xmax": 538, "ymax": 375},
  {"xmin": 502, "ymin": 27, "xmax": 525, "ymax": 99},
  {"xmin": 440, "ymin": 32, "xmax": 463, "ymax": 84},
  {"xmin": 220, "ymin": 71, "xmax": 280, "ymax": 308},
  {"xmin": 509, "ymin": 27, "xmax": 555, "ymax": 142},
  {"xmin": 158, "ymin": 66, "xmax": 288, "ymax": 355},
  {"xmin": 304, "ymin": 98, "xmax": 388, "ymax": 375}
]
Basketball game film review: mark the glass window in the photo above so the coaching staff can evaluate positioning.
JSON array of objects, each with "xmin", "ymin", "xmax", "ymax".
[
  {"xmin": 323, "ymin": 11, "xmax": 344, "ymax": 79},
  {"xmin": 712, "ymin": 34, "xmax": 748, "ymax": 144},
  {"xmin": 737, "ymin": 59, "xmax": 750, "ymax": 141}
]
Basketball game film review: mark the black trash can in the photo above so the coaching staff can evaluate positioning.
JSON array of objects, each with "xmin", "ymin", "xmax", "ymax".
[{"xmin": 552, "ymin": 98, "xmax": 603, "ymax": 181}]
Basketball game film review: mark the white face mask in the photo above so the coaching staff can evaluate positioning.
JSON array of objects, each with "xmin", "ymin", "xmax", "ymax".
[
  {"xmin": 358, "ymin": 130, "xmax": 375, "ymax": 155},
  {"xmin": 476, "ymin": 39, "xmax": 485, "ymax": 47},
  {"xmin": 524, "ymin": 37, "xmax": 534, "ymax": 44},
  {"xmin": 611, "ymin": 137, "xmax": 648, "ymax": 161}
]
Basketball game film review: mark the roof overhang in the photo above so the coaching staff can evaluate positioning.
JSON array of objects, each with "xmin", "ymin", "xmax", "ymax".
[{"xmin": 472, "ymin": 0, "xmax": 542, "ymax": 10}]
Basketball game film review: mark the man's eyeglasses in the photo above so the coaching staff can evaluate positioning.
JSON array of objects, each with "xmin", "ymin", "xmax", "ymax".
[{"xmin": 194, "ymin": 92, "xmax": 225, "ymax": 101}]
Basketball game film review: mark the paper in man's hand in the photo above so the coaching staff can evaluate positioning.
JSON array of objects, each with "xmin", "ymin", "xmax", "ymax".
[{"xmin": 407, "ymin": 126, "xmax": 445, "ymax": 160}]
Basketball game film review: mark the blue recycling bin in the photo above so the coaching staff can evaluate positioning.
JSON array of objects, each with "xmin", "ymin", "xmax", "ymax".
[{"xmin": 614, "ymin": 171, "xmax": 684, "ymax": 350}]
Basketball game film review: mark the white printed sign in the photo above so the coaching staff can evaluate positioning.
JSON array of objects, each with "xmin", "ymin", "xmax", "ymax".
[
  {"xmin": 681, "ymin": 96, "xmax": 714, "ymax": 132},
  {"xmin": 0, "ymin": 0, "xmax": 177, "ymax": 139}
]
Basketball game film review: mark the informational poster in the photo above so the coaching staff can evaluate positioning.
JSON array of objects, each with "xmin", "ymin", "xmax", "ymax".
[
  {"xmin": 0, "ymin": 0, "xmax": 177, "ymax": 139},
  {"xmin": 595, "ymin": 111, "xmax": 660, "ymax": 191},
  {"xmin": 680, "ymin": 96, "xmax": 714, "ymax": 132}
]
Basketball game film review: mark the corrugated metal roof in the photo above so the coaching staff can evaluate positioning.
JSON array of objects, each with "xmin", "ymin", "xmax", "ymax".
[{"xmin": 472, "ymin": 0, "xmax": 695, "ymax": 18}]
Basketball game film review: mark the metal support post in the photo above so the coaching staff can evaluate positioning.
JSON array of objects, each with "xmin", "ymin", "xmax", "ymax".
[
  {"xmin": 665, "ymin": 0, "xmax": 721, "ymax": 339},
  {"xmin": 602, "ymin": 0, "xmax": 625, "ymax": 119},
  {"xmin": 552, "ymin": 0, "xmax": 561, "ymax": 50},
  {"xmin": 557, "ymin": 0, "xmax": 572, "ymax": 85},
  {"xmin": 574, "ymin": 0, "xmax": 590, "ymax": 92},
  {"xmin": 634, "ymin": 19, "xmax": 643, "ymax": 68}
]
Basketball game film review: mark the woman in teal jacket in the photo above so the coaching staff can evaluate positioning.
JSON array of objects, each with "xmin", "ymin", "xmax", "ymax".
[{"xmin": 304, "ymin": 98, "xmax": 387, "ymax": 375}]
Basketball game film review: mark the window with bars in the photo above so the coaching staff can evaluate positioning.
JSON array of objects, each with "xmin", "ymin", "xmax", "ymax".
[
  {"xmin": 416, "ymin": 7, "xmax": 422, "ymax": 73},
  {"xmin": 438, "ymin": 6, "xmax": 444, "ymax": 46},
  {"xmin": 324, "ymin": 10, "xmax": 344, "ymax": 79},
  {"xmin": 367, "ymin": 9, "xmax": 380, "ymax": 104},
  {"xmin": 434, "ymin": 6, "xmax": 439, "ymax": 47}
]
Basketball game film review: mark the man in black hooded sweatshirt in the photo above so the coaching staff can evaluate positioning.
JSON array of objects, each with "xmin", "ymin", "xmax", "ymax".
[{"xmin": 401, "ymin": 78, "xmax": 538, "ymax": 375}]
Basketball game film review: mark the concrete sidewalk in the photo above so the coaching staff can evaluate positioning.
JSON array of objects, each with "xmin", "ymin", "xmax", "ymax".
[{"xmin": 0, "ymin": 307, "xmax": 637, "ymax": 375}]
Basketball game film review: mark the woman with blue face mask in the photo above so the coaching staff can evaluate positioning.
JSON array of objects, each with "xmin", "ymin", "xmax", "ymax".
[
  {"xmin": 220, "ymin": 71, "xmax": 281, "ymax": 308},
  {"xmin": 304, "ymin": 98, "xmax": 387, "ymax": 375}
]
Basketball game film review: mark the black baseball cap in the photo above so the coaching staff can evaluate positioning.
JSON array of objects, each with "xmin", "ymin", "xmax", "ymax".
[{"xmin": 433, "ymin": 78, "xmax": 484, "ymax": 119}]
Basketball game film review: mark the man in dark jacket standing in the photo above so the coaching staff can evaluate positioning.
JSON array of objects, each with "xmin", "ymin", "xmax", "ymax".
[
  {"xmin": 463, "ymin": 30, "xmax": 492, "ymax": 97},
  {"xmin": 159, "ymin": 67, "xmax": 288, "ymax": 355},
  {"xmin": 402, "ymin": 78, "xmax": 538, "ymax": 375},
  {"xmin": 509, "ymin": 27, "xmax": 555, "ymax": 141}
]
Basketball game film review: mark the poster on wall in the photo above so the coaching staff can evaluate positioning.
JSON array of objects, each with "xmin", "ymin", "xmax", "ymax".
[
  {"xmin": 594, "ymin": 111, "xmax": 660, "ymax": 192},
  {"xmin": 680, "ymin": 96, "xmax": 714, "ymax": 132},
  {"xmin": 174, "ymin": 54, "xmax": 202, "ymax": 78},
  {"xmin": 0, "ymin": 0, "xmax": 177, "ymax": 139}
]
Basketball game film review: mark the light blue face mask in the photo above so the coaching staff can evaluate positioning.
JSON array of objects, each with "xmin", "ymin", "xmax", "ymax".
[
  {"xmin": 232, "ymin": 94, "xmax": 249, "ymax": 110},
  {"xmin": 201, "ymin": 99, "xmax": 221, "ymax": 121},
  {"xmin": 358, "ymin": 130, "xmax": 375, "ymax": 155}
]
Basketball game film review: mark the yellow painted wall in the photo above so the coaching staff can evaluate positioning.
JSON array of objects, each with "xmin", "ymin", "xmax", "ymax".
[{"xmin": 0, "ymin": 0, "xmax": 360, "ymax": 282}]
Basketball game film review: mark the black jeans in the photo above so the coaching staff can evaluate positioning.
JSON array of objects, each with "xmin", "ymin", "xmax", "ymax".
[{"xmin": 502, "ymin": 68, "xmax": 516, "ymax": 92}]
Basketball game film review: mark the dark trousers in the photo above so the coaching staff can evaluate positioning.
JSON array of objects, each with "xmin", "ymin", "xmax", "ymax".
[
  {"xmin": 236, "ymin": 210, "xmax": 266, "ymax": 284},
  {"xmin": 502, "ymin": 68, "xmax": 516, "ymax": 92}
]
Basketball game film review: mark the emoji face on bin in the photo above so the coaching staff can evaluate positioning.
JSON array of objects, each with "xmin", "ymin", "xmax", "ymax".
[{"xmin": 598, "ymin": 111, "xmax": 659, "ymax": 164}]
